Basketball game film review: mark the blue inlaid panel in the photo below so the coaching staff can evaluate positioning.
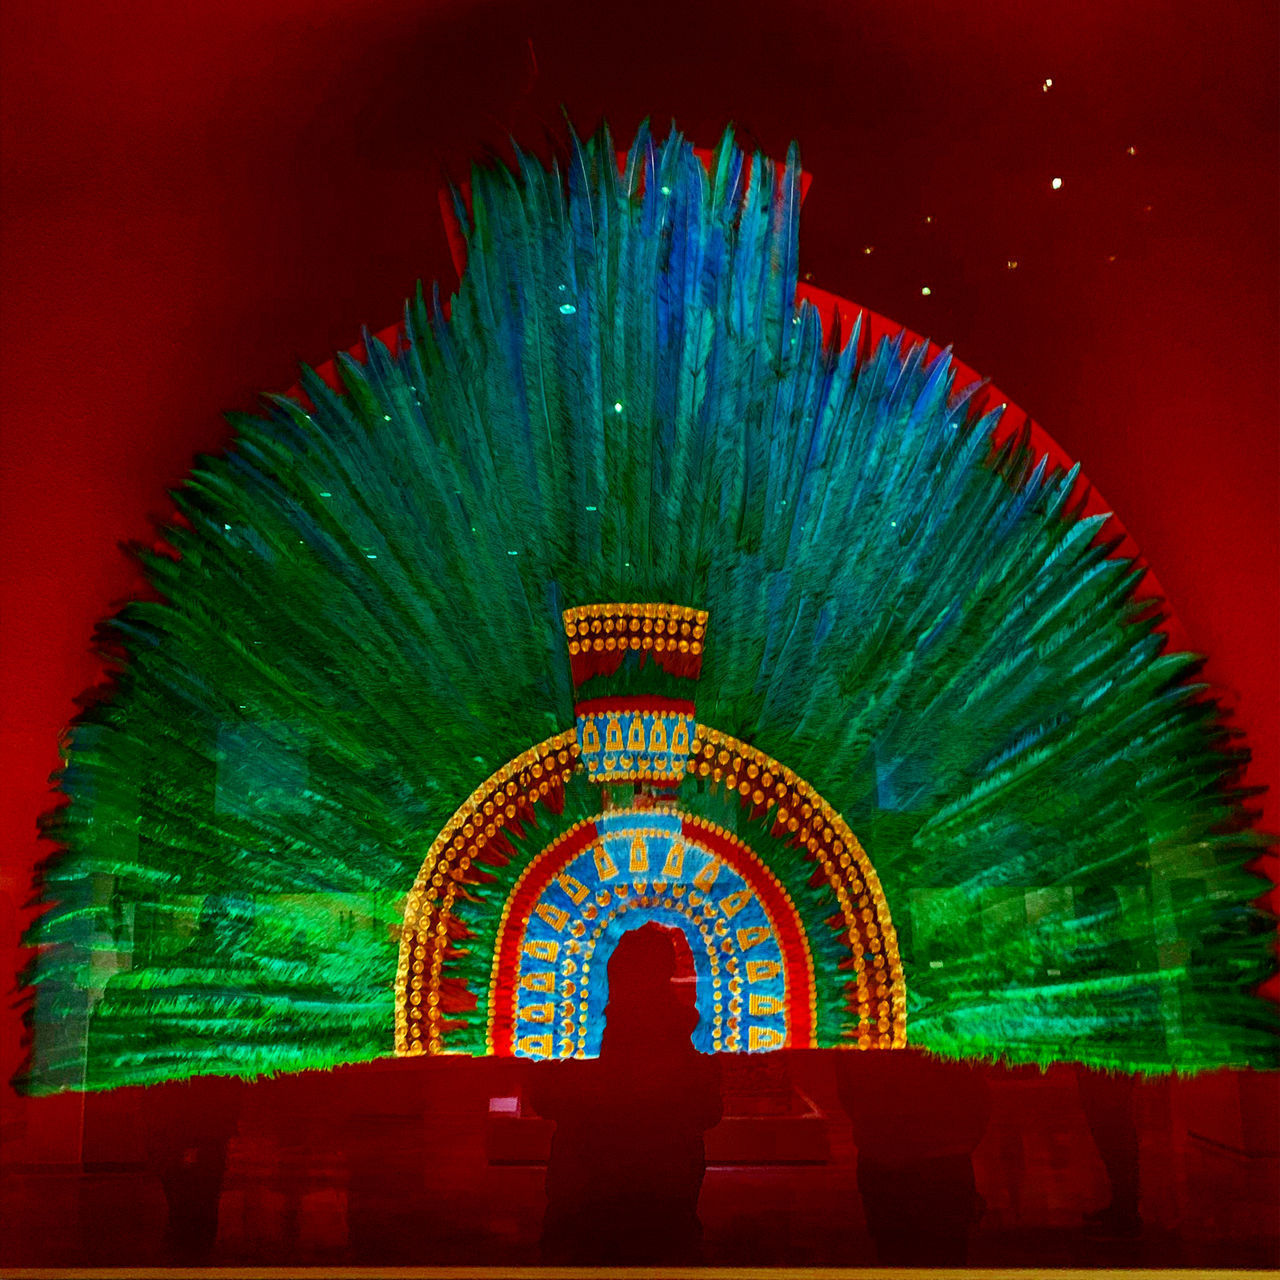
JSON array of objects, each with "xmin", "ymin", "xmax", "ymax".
[
  {"xmin": 574, "ymin": 708, "xmax": 694, "ymax": 784},
  {"xmin": 512, "ymin": 809, "xmax": 788, "ymax": 1059}
]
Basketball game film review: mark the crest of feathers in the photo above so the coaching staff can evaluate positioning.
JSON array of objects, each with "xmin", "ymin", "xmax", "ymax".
[{"xmin": 19, "ymin": 123, "xmax": 1277, "ymax": 1093}]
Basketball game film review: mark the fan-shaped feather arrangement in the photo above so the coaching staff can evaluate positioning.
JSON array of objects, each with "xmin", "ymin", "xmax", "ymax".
[{"xmin": 20, "ymin": 124, "xmax": 1276, "ymax": 1093}]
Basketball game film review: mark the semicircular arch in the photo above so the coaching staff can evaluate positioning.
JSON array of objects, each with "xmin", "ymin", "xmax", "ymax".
[{"xmin": 395, "ymin": 726, "xmax": 905, "ymax": 1056}]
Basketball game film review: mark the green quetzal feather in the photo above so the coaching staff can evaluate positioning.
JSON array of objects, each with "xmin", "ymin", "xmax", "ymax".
[{"xmin": 20, "ymin": 123, "xmax": 1276, "ymax": 1092}]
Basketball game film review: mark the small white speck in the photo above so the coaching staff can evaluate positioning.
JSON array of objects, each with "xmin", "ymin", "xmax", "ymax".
[
  {"xmin": 223, "ymin": 523, "xmax": 232, "ymax": 530},
  {"xmin": 559, "ymin": 303, "xmax": 576, "ymax": 316},
  {"xmin": 613, "ymin": 402, "xmax": 623, "ymax": 413},
  {"xmin": 929, "ymin": 960, "xmax": 944, "ymax": 969},
  {"xmin": 660, "ymin": 185, "xmax": 671, "ymax": 196},
  {"xmin": 1042, "ymin": 77, "xmax": 1053, "ymax": 91},
  {"xmin": 366, "ymin": 554, "xmax": 377, "ymax": 559},
  {"xmin": 508, "ymin": 550, "xmax": 519, "ymax": 556},
  {"xmin": 319, "ymin": 491, "xmax": 332, "ymax": 498},
  {"xmin": 921, "ymin": 286, "xmax": 932, "ymax": 297},
  {"xmin": 383, "ymin": 414, "xmax": 391, "ymax": 421},
  {"xmin": 585, "ymin": 505, "xmax": 598, "ymax": 512},
  {"xmin": 1051, "ymin": 177, "xmax": 1063, "ymax": 190}
]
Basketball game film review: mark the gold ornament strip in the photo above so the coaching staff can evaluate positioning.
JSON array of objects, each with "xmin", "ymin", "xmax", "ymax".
[{"xmin": 563, "ymin": 602, "xmax": 708, "ymax": 659}]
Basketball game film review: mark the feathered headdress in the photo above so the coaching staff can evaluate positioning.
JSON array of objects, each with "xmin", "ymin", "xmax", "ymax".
[{"xmin": 20, "ymin": 124, "xmax": 1276, "ymax": 1092}]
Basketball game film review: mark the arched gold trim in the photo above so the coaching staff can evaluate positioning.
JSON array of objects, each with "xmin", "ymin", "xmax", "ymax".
[
  {"xmin": 395, "ymin": 730, "xmax": 578, "ymax": 1056},
  {"xmin": 690, "ymin": 728, "xmax": 907, "ymax": 1049},
  {"xmin": 395, "ymin": 724, "xmax": 906, "ymax": 1055}
]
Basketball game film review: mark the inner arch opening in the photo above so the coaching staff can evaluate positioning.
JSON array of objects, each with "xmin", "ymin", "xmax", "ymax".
[{"xmin": 593, "ymin": 918, "xmax": 711, "ymax": 1054}]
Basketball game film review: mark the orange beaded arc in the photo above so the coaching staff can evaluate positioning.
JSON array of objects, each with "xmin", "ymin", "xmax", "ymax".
[
  {"xmin": 685, "ymin": 726, "xmax": 907, "ymax": 1049},
  {"xmin": 394, "ymin": 729, "xmax": 578, "ymax": 1057},
  {"xmin": 395, "ymin": 725, "xmax": 905, "ymax": 1055}
]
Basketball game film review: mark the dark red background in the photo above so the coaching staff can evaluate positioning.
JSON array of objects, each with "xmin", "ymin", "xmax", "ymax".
[{"xmin": 2, "ymin": 0, "xmax": 1277, "ymax": 1234}]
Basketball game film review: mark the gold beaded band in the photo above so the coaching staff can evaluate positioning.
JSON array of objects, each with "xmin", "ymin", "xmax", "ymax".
[{"xmin": 563, "ymin": 602, "xmax": 709, "ymax": 684}]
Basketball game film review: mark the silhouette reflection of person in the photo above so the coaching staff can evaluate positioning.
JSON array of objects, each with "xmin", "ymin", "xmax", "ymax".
[
  {"xmin": 1075, "ymin": 1065, "xmax": 1141, "ymax": 1236},
  {"xmin": 139, "ymin": 893, "xmax": 250, "ymax": 1262},
  {"xmin": 528, "ymin": 923, "xmax": 723, "ymax": 1265},
  {"xmin": 837, "ymin": 1048, "xmax": 991, "ymax": 1266},
  {"xmin": 1072, "ymin": 883, "xmax": 1147, "ymax": 1239}
]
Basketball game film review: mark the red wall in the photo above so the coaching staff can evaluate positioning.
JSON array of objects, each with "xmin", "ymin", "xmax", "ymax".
[{"xmin": 2, "ymin": 0, "xmax": 1276, "ymax": 1152}]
